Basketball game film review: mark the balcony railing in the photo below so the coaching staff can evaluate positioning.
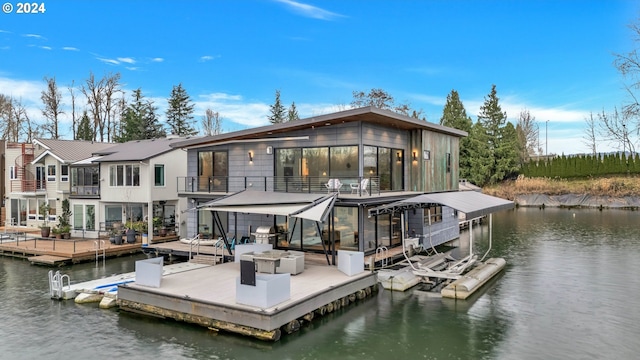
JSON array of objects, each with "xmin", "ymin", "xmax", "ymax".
[
  {"xmin": 10, "ymin": 179, "xmax": 46, "ymax": 193},
  {"xmin": 177, "ymin": 176, "xmax": 383, "ymax": 196},
  {"xmin": 71, "ymin": 185, "xmax": 100, "ymax": 197}
]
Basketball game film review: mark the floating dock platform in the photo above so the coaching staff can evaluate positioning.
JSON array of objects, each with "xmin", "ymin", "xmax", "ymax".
[{"xmin": 117, "ymin": 261, "xmax": 377, "ymax": 341}]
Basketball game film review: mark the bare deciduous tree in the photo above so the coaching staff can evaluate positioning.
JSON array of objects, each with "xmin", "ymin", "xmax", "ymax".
[
  {"xmin": 614, "ymin": 20, "xmax": 640, "ymax": 122},
  {"xmin": 598, "ymin": 108, "xmax": 635, "ymax": 155},
  {"xmin": 583, "ymin": 112, "xmax": 598, "ymax": 155},
  {"xmin": 68, "ymin": 80, "xmax": 77, "ymax": 140},
  {"xmin": 80, "ymin": 71, "xmax": 122, "ymax": 142},
  {"xmin": 516, "ymin": 109, "xmax": 538, "ymax": 161},
  {"xmin": 201, "ymin": 108, "xmax": 222, "ymax": 136},
  {"xmin": 41, "ymin": 76, "xmax": 64, "ymax": 139}
]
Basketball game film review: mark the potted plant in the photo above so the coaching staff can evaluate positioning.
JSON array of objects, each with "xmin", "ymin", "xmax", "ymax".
[
  {"xmin": 153, "ymin": 216, "xmax": 165, "ymax": 236},
  {"xmin": 52, "ymin": 226, "xmax": 62, "ymax": 239},
  {"xmin": 57, "ymin": 199, "xmax": 72, "ymax": 239},
  {"xmin": 110, "ymin": 222, "xmax": 123, "ymax": 245},
  {"xmin": 39, "ymin": 202, "xmax": 51, "ymax": 238}
]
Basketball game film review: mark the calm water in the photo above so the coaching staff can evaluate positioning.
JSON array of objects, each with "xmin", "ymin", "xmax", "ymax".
[{"xmin": 1, "ymin": 207, "xmax": 640, "ymax": 359}]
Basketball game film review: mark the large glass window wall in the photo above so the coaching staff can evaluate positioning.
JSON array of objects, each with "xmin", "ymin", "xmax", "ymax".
[
  {"xmin": 275, "ymin": 146, "xmax": 357, "ymax": 192},
  {"xmin": 363, "ymin": 145, "xmax": 404, "ymax": 191},
  {"xmin": 198, "ymin": 151, "xmax": 228, "ymax": 192}
]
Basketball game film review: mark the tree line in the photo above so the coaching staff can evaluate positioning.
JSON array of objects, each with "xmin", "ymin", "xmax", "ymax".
[
  {"xmin": 0, "ymin": 72, "xmax": 223, "ymax": 143},
  {"xmin": 521, "ymin": 153, "xmax": 640, "ymax": 178}
]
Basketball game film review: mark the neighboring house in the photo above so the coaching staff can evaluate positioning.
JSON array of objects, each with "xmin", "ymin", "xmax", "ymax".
[
  {"xmin": 0, "ymin": 139, "xmax": 5, "ymax": 226},
  {"xmin": 71, "ymin": 136, "xmax": 190, "ymax": 240},
  {"xmin": 172, "ymin": 106, "xmax": 468, "ymax": 254},
  {"xmin": 4, "ymin": 139, "xmax": 113, "ymax": 230}
]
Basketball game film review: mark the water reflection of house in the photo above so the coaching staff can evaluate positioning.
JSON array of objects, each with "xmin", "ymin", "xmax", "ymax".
[{"xmin": 172, "ymin": 106, "xmax": 468, "ymax": 257}]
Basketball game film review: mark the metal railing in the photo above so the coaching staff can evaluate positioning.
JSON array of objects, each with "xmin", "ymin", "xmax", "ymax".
[{"xmin": 177, "ymin": 175, "xmax": 383, "ymax": 196}]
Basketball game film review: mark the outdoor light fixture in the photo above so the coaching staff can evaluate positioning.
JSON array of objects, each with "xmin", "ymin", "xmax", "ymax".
[
  {"xmin": 412, "ymin": 151, "xmax": 417, "ymax": 161},
  {"xmin": 248, "ymin": 151, "xmax": 253, "ymax": 162},
  {"xmin": 396, "ymin": 151, "xmax": 402, "ymax": 162}
]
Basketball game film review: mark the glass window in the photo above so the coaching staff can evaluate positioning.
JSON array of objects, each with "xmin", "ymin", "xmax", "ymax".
[
  {"xmin": 155, "ymin": 165, "xmax": 165, "ymax": 186},
  {"xmin": 109, "ymin": 165, "xmax": 139, "ymax": 187},
  {"xmin": 392, "ymin": 149, "xmax": 403, "ymax": 191},
  {"xmin": 363, "ymin": 146, "xmax": 377, "ymax": 178},
  {"xmin": 333, "ymin": 207, "xmax": 358, "ymax": 251},
  {"xmin": 73, "ymin": 204, "xmax": 83, "ymax": 229},
  {"xmin": 86, "ymin": 205, "xmax": 95, "ymax": 230},
  {"xmin": 424, "ymin": 206, "xmax": 442, "ymax": 224},
  {"xmin": 329, "ymin": 146, "xmax": 358, "ymax": 179},
  {"xmin": 378, "ymin": 147, "xmax": 391, "ymax": 191},
  {"xmin": 47, "ymin": 164, "xmax": 56, "ymax": 181},
  {"xmin": 198, "ymin": 151, "xmax": 228, "ymax": 192},
  {"xmin": 9, "ymin": 166, "xmax": 16, "ymax": 180},
  {"xmin": 105, "ymin": 205, "xmax": 122, "ymax": 228},
  {"xmin": 60, "ymin": 164, "xmax": 69, "ymax": 182},
  {"xmin": 447, "ymin": 153, "xmax": 451, "ymax": 173}
]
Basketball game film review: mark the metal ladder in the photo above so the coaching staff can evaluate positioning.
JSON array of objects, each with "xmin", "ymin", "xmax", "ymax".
[
  {"xmin": 94, "ymin": 240, "xmax": 105, "ymax": 265},
  {"xmin": 48, "ymin": 270, "xmax": 71, "ymax": 299},
  {"xmin": 376, "ymin": 246, "xmax": 389, "ymax": 268}
]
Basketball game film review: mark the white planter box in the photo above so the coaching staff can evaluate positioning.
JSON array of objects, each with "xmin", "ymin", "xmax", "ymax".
[
  {"xmin": 135, "ymin": 257, "xmax": 163, "ymax": 288},
  {"xmin": 337, "ymin": 250, "xmax": 364, "ymax": 276},
  {"xmin": 235, "ymin": 273, "xmax": 290, "ymax": 308}
]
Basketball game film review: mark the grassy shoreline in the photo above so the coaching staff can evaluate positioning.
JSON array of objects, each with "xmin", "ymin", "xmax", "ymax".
[{"xmin": 482, "ymin": 175, "xmax": 640, "ymax": 200}]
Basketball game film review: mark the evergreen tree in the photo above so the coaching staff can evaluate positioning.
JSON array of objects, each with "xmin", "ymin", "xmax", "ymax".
[
  {"xmin": 492, "ymin": 122, "xmax": 521, "ymax": 183},
  {"xmin": 166, "ymin": 83, "xmax": 196, "ymax": 136},
  {"xmin": 466, "ymin": 122, "xmax": 493, "ymax": 186},
  {"xmin": 117, "ymin": 88, "xmax": 165, "ymax": 142},
  {"xmin": 287, "ymin": 101, "xmax": 300, "ymax": 122},
  {"xmin": 477, "ymin": 85, "xmax": 511, "ymax": 184},
  {"xmin": 440, "ymin": 90, "xmax": 473, "ymax": 180},
  {"xmin": 268, "ymin": 90, "xmax": 287, "ymax": 124},
  {"xmin": 76, "ymin": 111, "xmax": 94, "ymax": 141}
]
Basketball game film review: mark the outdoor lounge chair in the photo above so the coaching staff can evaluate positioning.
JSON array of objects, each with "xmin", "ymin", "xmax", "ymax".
[
  {"xmin": 350, "ymin": 178, "xmax": 369, "ymax": 195},
  {"xmin": 325, "ymin": 178, "xmax": 343, "ymax": 194}
]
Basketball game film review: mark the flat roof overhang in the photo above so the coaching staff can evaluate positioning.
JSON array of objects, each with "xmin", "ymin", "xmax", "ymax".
[{"xmin": 368, "ymin": 191, "xmax": 515, "ymax": 220}]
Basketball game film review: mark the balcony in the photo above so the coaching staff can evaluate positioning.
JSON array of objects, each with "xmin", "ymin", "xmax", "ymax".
[
  {"xmin": 10, "ymin": 179, "xmax": 46, "ymax": 193},
  {"xmin": 177, "ymin": 176, "xmax": 385, "ymax": 197},
  {"xmin": 70, "ymin": 185, "xmax": 100, "ymax": 198}
]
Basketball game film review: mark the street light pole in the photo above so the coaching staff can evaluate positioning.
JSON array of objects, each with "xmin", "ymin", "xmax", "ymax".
[
  {"xmin": 546, "ymin": 120, "xmax": 549, "ymax": 156},
  {"xmin": 623, "ymin": 123, "xmax": 627, "ymax": 155}
]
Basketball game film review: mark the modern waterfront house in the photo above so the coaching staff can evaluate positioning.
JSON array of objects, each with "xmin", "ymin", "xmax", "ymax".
[{"xmin": 171, "ymin": 106, "xmax": 469, "ymax": 257}]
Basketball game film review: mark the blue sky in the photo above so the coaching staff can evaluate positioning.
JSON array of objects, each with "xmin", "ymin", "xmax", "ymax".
[{"xmin": 1, "ymin": 0, "xmax": 638, "ymax": 155}]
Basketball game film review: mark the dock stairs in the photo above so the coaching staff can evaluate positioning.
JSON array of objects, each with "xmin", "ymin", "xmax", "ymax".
[
  {"xmin": 190, "ymin": 254, "xmax": 223, "ymax": 266},
  {"xmin": 48, "ymin": 270, "xmax": 76, "ymax": 300}
]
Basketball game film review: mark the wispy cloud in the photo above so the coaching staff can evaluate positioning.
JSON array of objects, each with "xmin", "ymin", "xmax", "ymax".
[
  {"xmin": 0, "ymin": 30, "xmax": 11, "ymax": 34},
  {"xmin": 23, "ymin": 33, "xmax": 46, "ymax": 40},
  {"xmin": 62, "ymin": 46, "xmax": 79, "ymax": 51},
  {"xmin": 126, "ymin": 67, "xmax": 139, "ymax": 71},
  {"xmin": 97, "ymin": 57, "xmax": 120, "ymax": 65},
  {"xmin": 199, "ymin": 55, "xmax": 220, "ymax": 62},
  {"xmin": 195, "ymin": 91, "xmax": 339, "ymax": 129},
  {"xmin": 151, "ymin": 57, "xmax": 164, "ymax": 62},
  {"xmin": 40, "ymin": 46, "xmax": 52, "ymax": 50},
  {"xmin": 274, "ymin": 0, "xmax": 346, "ymax": 21},
  {"xmin": 117, "ymin": 57, "xmax": 135, "ymax": 64}
]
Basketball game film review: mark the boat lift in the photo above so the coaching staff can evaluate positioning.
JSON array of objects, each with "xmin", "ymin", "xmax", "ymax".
[{"xmin": 369, "ymin": 191, "xmax": 513, "ymax": 298}]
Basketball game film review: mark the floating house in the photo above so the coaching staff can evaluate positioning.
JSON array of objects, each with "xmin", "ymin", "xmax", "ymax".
[{"xmin": 171, "ymin": 106, "xmax": 484, "ymax": 259}]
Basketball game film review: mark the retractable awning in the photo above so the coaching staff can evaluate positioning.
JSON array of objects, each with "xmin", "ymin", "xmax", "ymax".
[
  {"xmin": 198, "ymin": 190, "xmax": 337, "ymax": 222},
  {"xmin": 368, "ymin": 191, "xmax": 514, "ymax": 220}
]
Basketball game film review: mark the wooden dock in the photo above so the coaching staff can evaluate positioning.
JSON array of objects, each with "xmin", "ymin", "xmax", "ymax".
[
  {"xmin": 0, "ymin": 232, "xmax": 178, "ymax": 265},
  {"xmin": 117, "ymin": 261, "xmax": 378, "ymax": 341}
]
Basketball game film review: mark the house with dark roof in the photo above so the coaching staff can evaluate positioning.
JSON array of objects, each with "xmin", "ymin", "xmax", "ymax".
[
  {"xmin": 70, "ymin": 136, "xmax": 191, "ymax": 240},
  {"xmin": 171, "ymin": 106, "xmax": 469, "ymax": 255},
  {"xmin": 4, "ymin": 139, "xmax": 113, "ymax": 230}
]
